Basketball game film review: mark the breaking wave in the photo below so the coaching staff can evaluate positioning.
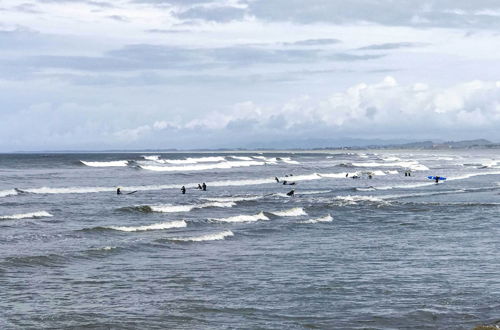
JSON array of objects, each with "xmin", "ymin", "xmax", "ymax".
[
  {"xmin": 270, "ymin": 207, "xmax": 307, "ymax": 217},
  {"xmin": 142, "ymin": 155, "xmax": 160, "ymax": 161},
  {"xmin": 131, "ymin": 201, "xmax": 236, "ymax": 213},
  {"xmin": 80, "ymin": 160, "xmax": 129, "ymax": 167},
  {"xmin": 170, "ymin": 230, "xmax": 234, "ymax": 242},
  {"xmin": 201, "ymin": 196, "xmax": 262, "ymax": 202},
  {"xmin": 299, "ymin": 214, "xmax": 333, "ymax": 224},
  {"xmin": 106, "ymin": 220, "xmax": 187, "ymax": 232},
  {"xmin": 0, "ymin": 189, "xmax": 18, "ymax": 198},
  {"xmin": 139, "ymin": 160, "xmax": 265, "ymax": 172},
  {"xmin": 349, "ymin": 161, "xmax": 429, "ymax": 171},
  {"xmin": 157, "ymin": 156, "xmax": 226, "ymax": 165},
  {"xmin": 335, "ymin": 195, "xmax": 386, "ymax": 205},
  {"xmin": 0, "ymin": 211, "xmax": 53, "ymax": 220},
  {"xmin": 210, "ymin": 212, "xmax": 269, "ymax": 223}
]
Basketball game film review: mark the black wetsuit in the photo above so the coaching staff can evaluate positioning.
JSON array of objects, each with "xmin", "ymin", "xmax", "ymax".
[
  {"xmin": 286, "ymin": 190, "xmax": 294, "ymax": 196},
  {"xmin": 117, "ymin": 188, "xmax": 121, "ymax": 195},
  {"xmin": 202, "ymin": 183, "xmax": 207, "ymax": 191},
  {"xmin": 181, "ymin": 186, "xmax": 186, "ymax": 194}
]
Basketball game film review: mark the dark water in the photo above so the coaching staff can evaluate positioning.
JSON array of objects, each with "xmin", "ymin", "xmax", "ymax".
[{"xmin": 1, "ymin": 150, "xmax": 499, "ymax": 329}]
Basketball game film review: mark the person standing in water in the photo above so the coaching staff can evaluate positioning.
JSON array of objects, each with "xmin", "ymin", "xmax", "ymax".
[
  {"xmin": 181, "ymin": 186, "xmax": 186, "ymax": 194},
  {"xmin": 116, "ymin": 187, "xmax": 121, "ymax": 195},
  {"xmin": 435, "ymin": 176, "xmax": 440, "ymax": 183},
  {"xmin": 202, "ymin": 182, "xmax": 207, "ymax": 191}
]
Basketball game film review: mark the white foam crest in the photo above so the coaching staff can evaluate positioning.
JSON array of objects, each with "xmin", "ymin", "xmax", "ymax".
[
  {"xmin": 299, "ymin": 214, "xmax": 333, "ymax": 224},
  {"xmin": 320, "ymin": 172, "xmax": 356, "ymax": 178},
  {"xmin": 298, "ymin": 190, "xmax": 331, "ymax": 195},
  {"xmin": 447, "ymin": 170, "xmax": 500, "ymax": 181},
  {"xmin": 377, "ymin": 182, "xmax": 435, "ymax": 190},
  {"xmin": 386, "ymin": 170, "xmax": 399, "ymax": 174},
  {"xmin": 356, "ymin": 187, "xmax": 377, "ymax": 191},
  {"xmin": 280, "ymin": 173, "xmax": 322, "ymax": 181},
  {"xmin": 81, "ymin": 160, "xmax": 129, "ymax": 167},
  {"xmin": 271, "ymin": 207, "xmax": 307, "ymax": 217},
  {"xmin": 108, "ymin": 220, "xmax": 187, "ymax": 232},
  {"xmin": 142, "ymin": 155, "xmax": 160, "ymax": 161},
  {"xmin": 280, "ymin": 157, "xmax": 300, "ymax": 164},
  {"xmin": 383, "ymin": 156, "xmax": 401, "ymax": 162},
  {"xmin": 140, "ymin": 160, "xmax": 265, "ymax": 172},
  {"xmin": 172, "ymin": 230, "xmax": 234, "ymax": 242},
  {"xmin": 210, "ymin": 211, "xmax": 269, "ymax": 223},
  {"xmin": 150, "ymin": 201, "xmax": 235, "ymax": 213},
  {"xmin": 371, "ymin": 170, "xmax": 386, "ymax": 176},
  {"xmin": 0, "ymin": 211, "xmax": 53, "ymax": 220},
  {"xmin": 230, "ymin": 156, "xmax": 253, "ymax": 161},
  {"xmin": 202, "ymin": 196, "xmax": 262, "ymax": 202},
  {"xmin": 351, "ymin": 161, "xmax": 429, "ymax": 171},
  {"xmin": 335, "ymin": 195, "xmax": 386, "ymax": 204},
  {"xmin": 25, "ymin": 186, "xmax": 115, "ymax": 194},
  {"xmin": 159, "ymin": 156, "xmax": 226, "ymax": 164},
  {"xmin": 0, "ymin": 189, "xmax": 18, "ymax": 198}
]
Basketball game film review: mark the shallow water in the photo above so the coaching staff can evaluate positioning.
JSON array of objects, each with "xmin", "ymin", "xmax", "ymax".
[{"xmin": 1, "ymin": 150, "xmax": 499, "ymax": 329}]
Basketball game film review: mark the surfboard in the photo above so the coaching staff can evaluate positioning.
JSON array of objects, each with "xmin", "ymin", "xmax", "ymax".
[
  {"xmin": 427, "ymin": 176, "xmax": 447, "ymax": 181},
  {"xmin": 127, "ymin": 191, "xmax": 138, "ymax": 195}
]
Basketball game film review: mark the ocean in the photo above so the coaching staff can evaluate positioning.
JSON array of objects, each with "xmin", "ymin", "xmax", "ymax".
[{"xmin": 1, "ymin": 150, "xmax": 499, "ymax": 329}]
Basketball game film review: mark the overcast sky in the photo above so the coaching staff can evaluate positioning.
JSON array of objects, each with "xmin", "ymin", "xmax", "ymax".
[{"xmin": 1, "ymin": 0, "xmax": 500, "ymax": 150}]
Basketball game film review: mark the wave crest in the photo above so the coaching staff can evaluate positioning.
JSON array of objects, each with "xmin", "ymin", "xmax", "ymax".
[
  {"xmin": 107, "ymin": 220, "xmax": 187, "ymax": 232},
  {"xmin": 170, "ymin": 230, "xmax": 234, "ymax": 242},
  {"xmin": 271, "ymin": 207, "xmax": 307, "ymax": 217},
  {"xmin": 0, "ymin": 211, "xmax": 53, "ymax": 220},
  {"xmin": 210, "ymin": 212, "xmax": 269, "ymax": 223}
]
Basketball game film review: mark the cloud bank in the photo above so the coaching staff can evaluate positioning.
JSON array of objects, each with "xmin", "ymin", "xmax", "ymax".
[{"xmin": 1, "ymin": 0, "xmax": 500, "ymax": 150}]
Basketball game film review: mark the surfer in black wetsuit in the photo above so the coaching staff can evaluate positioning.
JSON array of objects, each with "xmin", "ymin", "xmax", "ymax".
[
  {"xmin": 197, "ymin": 184, "xmax": 202, "ymax": 190},
  {"xmin": 181, "ymin": 186, "xmax": 186, "ymax": 194},
  {"xmin": 435, "ymin": 176, "xmax": 440, "ymax": 183},
  {"xmin": 286, "ymin": 189, "xmax": 295, "ymax": 196},
  {"xmin": 116, "ymin": 187, "xmax": 121, "ymax": 195},
  {"xmin": 202, "ymin": 182, "xmax": 207, "ymax": 191},
  {"xmin": 345, "ymin": 173, "xmax": 349, "ymax": 178}
]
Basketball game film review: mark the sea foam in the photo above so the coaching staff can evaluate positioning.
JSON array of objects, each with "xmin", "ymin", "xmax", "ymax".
[
  {"xmin": 271, "ymin": 207, "xmax": 307, "ymax": 217},
  {"xmin": 210, "ymin": 211, "xmax": 269, "ymax": 223},
  {"xmin": 80, "ymin": 160, "xmax": 129, "ymax": 167},
  {"xmin": 171, "ymin": 230, "xmax": 234, "ymax": 242},
  {"xmin": 108, "ymin": 220, "xmax": 187, "ymax": 232},
  {"xmin": 0, "ymin": 211, "xmax": 53, "ymax": 220}
]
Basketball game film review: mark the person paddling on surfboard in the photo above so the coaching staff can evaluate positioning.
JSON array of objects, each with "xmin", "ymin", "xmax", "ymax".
[{"xmin": 286, "ymin": 189, "xmax": 294, "ymax": 196}]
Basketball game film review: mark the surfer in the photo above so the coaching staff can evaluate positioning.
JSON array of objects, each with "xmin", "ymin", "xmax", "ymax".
[
  {"xmin": 283, "ymin": 180, "xmax": 287, "ymax": 185},
  {"xmin": 435, "ymin": 176, "xmax": 440, "ymax": 183},
  {"xmin": 116, "ymin": 187, "xmax": 121, "ymax": 195},
  {"xmin": 197, "ymin": 184, "xmax": 202, "ymax": 190},
  {"xmin": 202, "ymin": 182, "xmax": 207, "ymax": 191},
  {"xmin": 286, "ymin": 189, "xmax": 295, "ymax": 196},
  {"xmin": 181, "ymin": 186, "xmax": 186, "ymax": 194},
  {"xmin": 368, "ymin": 174, "xmax": 373, "ymax": 179},
  {"xmin": 275, "ymin": 176, "xmax": 280, "ymax": 183},
  {"xmin": 345, "ymin": 173, "xmax": 349, "ymax": 178}
]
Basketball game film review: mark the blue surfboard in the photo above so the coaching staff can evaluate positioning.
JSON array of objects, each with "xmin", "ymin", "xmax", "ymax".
[{"xmin": 427, "ymin": 176, "xmax": 446, "ymax": 181}]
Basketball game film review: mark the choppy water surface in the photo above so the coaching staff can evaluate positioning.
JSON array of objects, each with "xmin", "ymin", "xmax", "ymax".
[{"xmin": 1, "ymin": 150, "xmax": 499, "ymax": 329}]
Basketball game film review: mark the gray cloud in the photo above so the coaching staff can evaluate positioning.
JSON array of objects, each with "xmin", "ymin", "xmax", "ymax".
[
  {"xmin": 357, "ymin": 42, "xmax": 427, "ymax": 51},
  {"xmin": 245, "ymin": 0, "xmax": 500, "ymax": 29},
  {"xmin": 176, "ymin": 6, "xmax": 246, "ymax": 22},
  {"xmin": 284, "ymin": 38, "xmax": 341, "ymax": 46},
  {"xmin": 1, "ymin": 43, "xmax": 383, "ymax": 77}
]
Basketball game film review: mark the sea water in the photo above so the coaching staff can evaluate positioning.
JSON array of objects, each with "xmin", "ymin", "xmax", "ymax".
[{"xmin": 0, "ymin": 150, "xmax": 499, "ymax": 329}]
